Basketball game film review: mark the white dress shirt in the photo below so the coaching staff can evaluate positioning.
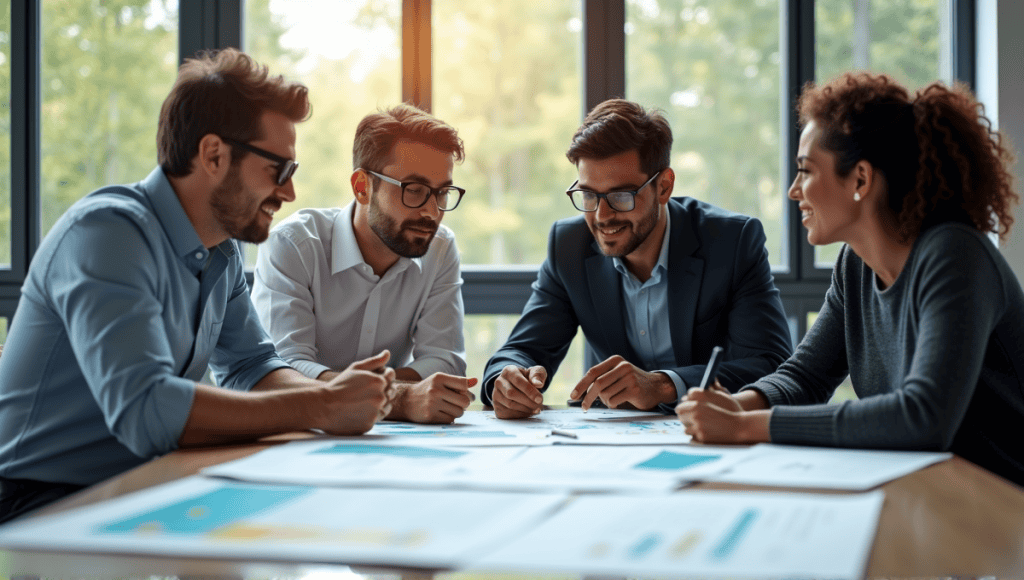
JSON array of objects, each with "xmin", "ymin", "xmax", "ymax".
[{"xmin": 252, "ymin": 202, "xmax": 467, "ymax": 380}]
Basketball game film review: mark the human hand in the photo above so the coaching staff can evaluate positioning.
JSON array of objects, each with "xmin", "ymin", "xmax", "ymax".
[
  {"xmin": 570, "ymin": 355, "xmax": 676, "ymax": 411},
  {"xmin": 390, "ymin": 373, "xmax": 478, "ymax": 424},
  {"xmin": 492, "ymin": 365, "xmax": 546, "ymax": 419},
  {"xmin": 315, "ymin": 351, "xmax": 395, "ymax": 434},
  {"xmin": 675, "ymin": 380, "xmax": 767, "ymax": 443}
]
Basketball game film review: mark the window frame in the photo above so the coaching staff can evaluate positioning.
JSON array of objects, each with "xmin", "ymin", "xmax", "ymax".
[{"xmin": 0, "ymin": 0, "xmax": 977, "ymax": 346}]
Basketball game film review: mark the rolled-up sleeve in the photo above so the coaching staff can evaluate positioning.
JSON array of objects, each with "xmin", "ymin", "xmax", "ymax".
[
  {"xmin": 47, "ymin": 210, "xmax": 196, "ymax": 459},
  {"xmin": 211, "ymin": 249, "xmax": 291, "ymax": 390}
]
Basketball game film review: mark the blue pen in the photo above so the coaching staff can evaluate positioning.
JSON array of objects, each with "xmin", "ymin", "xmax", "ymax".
[{"xmin": 698, "ymin": 346, "xmax": 725, "ymax": 391}]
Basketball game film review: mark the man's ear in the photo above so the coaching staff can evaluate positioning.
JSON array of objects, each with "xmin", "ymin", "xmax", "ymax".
[
  {"xmin": 351, "ymin": 169, "xmax": 372, "ymax": 205},
  {"xmin": 197, "ymin": 134, "xmax": 230, "ymax": 180},
  {"xmin": 657, "ymin": 167, "xmax": 675, "ymax": 202}
]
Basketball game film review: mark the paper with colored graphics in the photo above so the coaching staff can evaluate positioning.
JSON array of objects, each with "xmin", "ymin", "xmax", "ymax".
[
  {"xmin": 204, "ymin": 439, "xmax": 745, "ymax": 493},
  {"xmin": 203, "ymin": 439, "xmax": 523, "ymax": 488},
  {"xmin": 471, "ymin": 490, "xmax": 884, "ymax": 580},
  {"xmin": 0, "ymin": 476, "xmax": 568, "ymax": 569},
  {"xmin": 352, "ymin": 409, "xmax": 691, "ymax": 447},
  {"xmin": 461, "ymin": 444, "xmax": 754, "ymax": 493},
  {"xmin": 708, "ymin": 443, "xmax": 952, "ymax": 490}
]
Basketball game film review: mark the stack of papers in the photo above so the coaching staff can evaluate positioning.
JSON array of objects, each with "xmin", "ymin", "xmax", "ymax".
[{"xmin": 0, "ymin": 409, "xmax": 953, "ymax": 579}]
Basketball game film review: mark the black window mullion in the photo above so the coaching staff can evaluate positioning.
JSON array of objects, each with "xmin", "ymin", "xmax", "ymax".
[
  {"xmin": 179, "ymin": 0, "xmax": 242, "ymax": 64},
  {"xmin": 952, "ymin": 0, "xmax": 976, "ymax": 89},
  {"xmin": 582, "ymin": 0, "xmax": 624, "ymax": 117},
  {"xmin": 7, "ymin": 0, "xmax": 39, "ymax": 285}
]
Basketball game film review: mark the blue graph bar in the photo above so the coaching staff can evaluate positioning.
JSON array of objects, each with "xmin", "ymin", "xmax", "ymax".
[
  {"xmin": 634, "ymin": 451, "xmax": 721, "ymax": 471},
  {"xmin": 99, "ymin": 485, "xmax": 311, "ymax": 535},
  {"xmin": 628, "ymin": 533, "xmax": 663, "ymax": 559},
  {"xmin": 711, "ymin": 508, "xmax": 759, "ymax": 560}
]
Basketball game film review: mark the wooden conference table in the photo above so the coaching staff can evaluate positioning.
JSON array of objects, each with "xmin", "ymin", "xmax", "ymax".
[{"xmin": 2, "ymin": 413, "xmax": 1023, "ymax": 579}]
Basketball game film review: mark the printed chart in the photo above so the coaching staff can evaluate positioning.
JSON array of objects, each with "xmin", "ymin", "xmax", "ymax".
[
  {"xmin": 472, "ymin": 490, "xmax": 884, "ymax": 579},
  {"xmin": 0, "ymin": 476, "xmax": 568, "ymax": 569},
  {"xmin": 204, "ymin": 440, "xmax": 522, "ymax": 488}
]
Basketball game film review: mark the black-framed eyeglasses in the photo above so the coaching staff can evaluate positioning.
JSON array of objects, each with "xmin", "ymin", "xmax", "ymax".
[
  {"xmin": 361, "ymin": 169, "xmax": 466, "ymax": 211},
  {"xmin": 566, "ymin": 170, "xmax": 663, "ymax": 212},
  {"xmin": 221, "ymin": 137, "xmax": 298, "ymax": 186}
]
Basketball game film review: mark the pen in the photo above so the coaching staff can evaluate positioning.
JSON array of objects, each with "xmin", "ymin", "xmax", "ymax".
[
  {"xmin": 698, "ymin": 346, "xmax": 725, "ymax": 391},
  {"xmin": 550, "ymin": 429, "xmax": 578, "ymax": 439}
]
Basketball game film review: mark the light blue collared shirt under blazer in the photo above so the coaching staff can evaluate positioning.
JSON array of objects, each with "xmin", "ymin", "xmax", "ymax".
[
  {"xmin": 612, "ymin": 210, "xmax": 686, "ymax": 412},
  {"xmin": 0, "ymin": 167, "xmax": 289, "ymax": 485}
]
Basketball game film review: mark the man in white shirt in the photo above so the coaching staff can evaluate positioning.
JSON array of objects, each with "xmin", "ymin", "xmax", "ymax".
[{"xmin": 253, "ymin": 104, "xmax": 474, "ymax": 424}]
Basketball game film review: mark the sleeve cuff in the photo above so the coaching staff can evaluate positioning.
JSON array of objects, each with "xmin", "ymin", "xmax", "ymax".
[
  {"xmin": 287, "ymin": 359, "xmax": 333, "ymax": 381},
  {"xmin": 654, "ymin": 370, "xmax": 686, "ymax": 414}
]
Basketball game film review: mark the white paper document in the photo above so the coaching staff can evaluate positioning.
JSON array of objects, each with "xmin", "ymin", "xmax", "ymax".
[
  {"xmin": 709, "ymin": 443, "xmax": 952, "ymax": 490},
  {"xmin": 472, "ymin": 490, "xmax": 885, "ymax": 580},
  {"xmin": 204, "ymin": 440, "xmax": 523, "ymax": 488},
  {"xmin": 0, "ymin": 476, "xmax": 568, "ymax": 569},
  {"xmin": 204, "ymin": 440, "xmax": 743, "ymax": 493},
  {"xmin": 464, "ymin": 445, "xmax": 754, "ymax": 493},
  {"xmin": 347, "ymin": 409, "xmax": 691, "ymax": 447}
]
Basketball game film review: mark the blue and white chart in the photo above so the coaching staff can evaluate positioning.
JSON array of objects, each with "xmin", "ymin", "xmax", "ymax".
[
  {"xmin": 203, "ymin": 440, "xmax": 522, "ymax": 488},
  {"xmin": 471, "ymin": 490, "xmax": 885, "ymax": 580},
  {"xmin": 354, "ymin": 409, "xmax": 691, "ymax": 447},
  {"xmin": 0, "ymin": 476, "xmax": 568, "ymax": 569}
]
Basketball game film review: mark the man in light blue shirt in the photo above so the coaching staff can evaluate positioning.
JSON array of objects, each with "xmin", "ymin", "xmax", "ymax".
[
  {"xmin": 0, "ymin": 48, "xmax": 394, "ymax": 523},
  {"xmin": 483, "ymin": 99, "xmax": 792, "ymax": 418}
]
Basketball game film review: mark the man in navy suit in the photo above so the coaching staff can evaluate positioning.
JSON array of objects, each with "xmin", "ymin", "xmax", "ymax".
[{"xmin": 482, "ymin": 99, "xmax": 792, "ymax": 418}]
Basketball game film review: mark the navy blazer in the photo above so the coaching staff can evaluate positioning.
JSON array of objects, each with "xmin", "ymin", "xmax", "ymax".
[{"xmin": 482, "ymin": 196, "xmax": 793, "ymax": 407}]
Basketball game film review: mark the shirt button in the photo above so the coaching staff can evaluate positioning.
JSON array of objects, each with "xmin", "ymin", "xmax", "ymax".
[
  {"xmin": 640, "ymin": 330, "xmax": 646, "ymax": 336},
  {"xmin": 195, "ymin": 252, "xmax": 203, "ymax": 260}
]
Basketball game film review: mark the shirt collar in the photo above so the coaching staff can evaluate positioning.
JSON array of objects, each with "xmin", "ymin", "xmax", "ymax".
[
  {"xmin": 331, "ymin": 201, "xmax": 423, "ymax": 276},
  {"xmin": 612, "ymin": 207, "xmax": 672, "ymax": 281},
  {"xmin": 141, "ymin": 167, "xmax": 235, "ymax": 262}
]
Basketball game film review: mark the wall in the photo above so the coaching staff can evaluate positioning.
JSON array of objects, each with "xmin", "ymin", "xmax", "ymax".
[{"xmin": 978, "ymin": 0, "xmax": 1024, "ymax": 278}]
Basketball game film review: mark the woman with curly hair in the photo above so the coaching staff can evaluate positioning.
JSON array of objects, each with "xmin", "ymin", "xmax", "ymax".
[{"xmin": 677, "ymin": 72, "xmax": 1024, "ymax": 486}]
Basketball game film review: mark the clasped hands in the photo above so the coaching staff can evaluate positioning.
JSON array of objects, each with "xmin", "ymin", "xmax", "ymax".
[
  {"xmin": 491, "ymin": 355, "xmax": 676, "ymax": 419},
  {"xmin": 317, "ymin": 350, "xmax": 476, "ymax": 434}
]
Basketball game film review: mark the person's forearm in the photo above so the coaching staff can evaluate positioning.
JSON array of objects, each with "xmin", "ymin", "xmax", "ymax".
[
  {"xmin": 738, "ymin": 409, "xmax": 772, "ymax": 443},
  {"xmin": 251, "ymin": 367, "xmax": 322, "ymax": 391},
  {"xmin": 177, "ymin": 383, "xmax": 320, "ymax": 447},
  {"xmin": 735, "ymin": 389, "xmax": 770, "ymax": 411}
]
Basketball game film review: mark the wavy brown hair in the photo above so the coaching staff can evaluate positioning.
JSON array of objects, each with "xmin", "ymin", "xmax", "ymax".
[
  {"xmin": 158, "ymin": 48, "xmax": 311, "ymax": 177},
  {"xmin": 797, "ymin": 72, "xmax": 1018, "ymax": 242}
]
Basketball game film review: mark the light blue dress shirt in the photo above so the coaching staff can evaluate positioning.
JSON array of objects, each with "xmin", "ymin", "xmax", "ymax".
[
  {"xmin": 0, "ymin": 167, "xmax": 289, "ymax": 485},
  {"xmin": 611, "ymin": 211, "xmax": 686, "ymax": 410}
]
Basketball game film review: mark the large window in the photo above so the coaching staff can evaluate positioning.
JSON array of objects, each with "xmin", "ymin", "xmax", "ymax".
[
  {"xmin": 813, "ymin": 0, "xmax": 952, "ymax": 268},
  {"xmin": 627, "ymin": 0, "xmax": 785, "ymax": 269},
  {"xmin": 243, "ymin": 0, "xmax": 402, "ymax": 267},
  {"xmin": 40, "ymin": 0, "xmax": 178, "ymax": 238},
  {"xmin": 0, "ymin": 0, "xmax": 977, "ymax": 383},
  {"xmin": 433, "ymin": 0, "xmax": 582, "ymax": 266}
]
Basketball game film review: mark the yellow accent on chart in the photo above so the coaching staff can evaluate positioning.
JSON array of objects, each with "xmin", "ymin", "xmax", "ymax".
[
  {"xmin": 209, "ymin": 523, "xmax": 430, "ymax": 547},
  {"xmin": 668, "ymin": 531, "xmax": 702, "ymax": 558}
]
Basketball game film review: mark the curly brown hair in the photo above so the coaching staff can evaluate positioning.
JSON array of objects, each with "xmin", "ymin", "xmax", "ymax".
[{"xmin": 797, "ymin": 72, "xmax": 1018, "ymax": 242}]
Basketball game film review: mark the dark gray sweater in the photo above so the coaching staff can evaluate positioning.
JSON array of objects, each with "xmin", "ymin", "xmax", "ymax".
[{"xmin": 746, "ymin": 223, "xmax": 1024, "ymax": 487}]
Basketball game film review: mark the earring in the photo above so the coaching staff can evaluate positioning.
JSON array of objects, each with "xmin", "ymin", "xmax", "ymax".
[{"xmin": 853, "ymin": 192, "xmax": 861, "ymax": 202}]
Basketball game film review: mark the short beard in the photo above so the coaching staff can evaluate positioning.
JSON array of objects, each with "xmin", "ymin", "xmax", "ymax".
[
  {"xmin": 367, "ymin": 192, "xmax": 437, "ymax": 258},
  {"xmin": 210, "ymin": 162, "xmax": 272, "ymax": 244},
  {"xmin": 592, "ymin": 197, "xmax": 659, "ymax": 257}
]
